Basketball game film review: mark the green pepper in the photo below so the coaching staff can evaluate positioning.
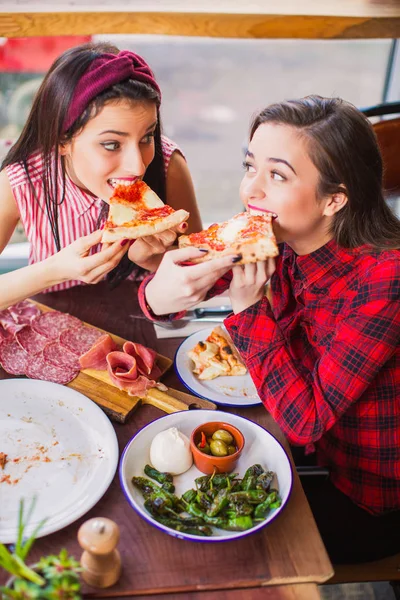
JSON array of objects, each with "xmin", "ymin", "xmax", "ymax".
[
  {"xmin": 223, "ymin": 515, "xmax": 253, "ymax": 531},
  {"xmin": 227, "ymin": 500, "xmax": 253, "ymax": 516},
  {"xmin": 240, "ymin": 464, "xmax": 265, "ymax": 491},
  {"xmin": 195, "ymin": 472, "xmax": 238, "ymax": 492},
  {"xmin": 256, "ymin": 471, "xmax": 274, "ymax": 491},
  {"xmin": 182, "ymin": 489, "xmax": 197, "ymax": 504},
  {"xmin": 207, "ymin": 488, "xmax": 230, "ymax": 517},
  {"xmin": 253, "ymin": 491, "xmax": 278, "ymax": 519},
  {"xmin": 229, "ymin": 490, "xmax": 267, "ymax": 504},
  {"xmin": 144, "ymin": 464, "xmax": 173, "ymax": 484},
  {"xmin": 161, "ymin": 481, "xmax": 175, "ymax": 494},
  {"xmin": 182, "ymin": 500, "xmax": 225, "ymax": 527},
  {"xmin": 131, "ymin": 476, "xmax": 161, "ymax": 496}
]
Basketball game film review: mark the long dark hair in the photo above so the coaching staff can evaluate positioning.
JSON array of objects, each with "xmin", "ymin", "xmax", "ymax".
[
  {"xmin": 1, "ymin": 41, "xmax": 166, "ymax": 285},
  {"xmin": 250, "ymin": 95, "xmax": 400, "ymax": 251}
]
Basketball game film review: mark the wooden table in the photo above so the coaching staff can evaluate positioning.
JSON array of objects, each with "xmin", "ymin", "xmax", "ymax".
[
  {"xmin": 109, "ymin": 583, "xmax": 323, "ymax": 599},
  {"xmin": 0, "ymin": 0, "xmax": 400, "ymax": 39},
  {"xmin": 0, "ymin": 281, "xmax": 332, "ymax": 598}
]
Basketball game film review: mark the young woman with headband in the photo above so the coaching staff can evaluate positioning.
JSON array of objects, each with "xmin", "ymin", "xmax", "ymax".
[{"xmin": 0, "ymin": 41, "xmax": 203, "ymax": 309}]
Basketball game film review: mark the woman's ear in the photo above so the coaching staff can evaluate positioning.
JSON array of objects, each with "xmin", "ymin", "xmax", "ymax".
[
  {"xmin": 323, "ymin": 191, "xmax": 348, "ymax": 217},
  {"xmin": 58, "ymin": 141, "xmax": 70, "ymax": 156}
]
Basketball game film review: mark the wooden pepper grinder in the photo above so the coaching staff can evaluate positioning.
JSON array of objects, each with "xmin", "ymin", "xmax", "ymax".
[{"xmin": 78, "ymin": 517, "xmax": 121, "ymax": 588}]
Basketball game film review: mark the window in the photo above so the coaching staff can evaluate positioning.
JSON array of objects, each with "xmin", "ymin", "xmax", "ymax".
[{"xmin": 0, "ymin": 35, "xmax": 396, "ymax": 256}]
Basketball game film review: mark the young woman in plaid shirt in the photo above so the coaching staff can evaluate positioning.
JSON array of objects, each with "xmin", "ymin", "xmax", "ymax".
[{"xmin": 141, "ymin": 96, "xmax": 400, "ymax": 564}]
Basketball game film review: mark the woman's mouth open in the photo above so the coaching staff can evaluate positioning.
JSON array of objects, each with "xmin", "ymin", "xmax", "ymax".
[
  {"xmin": 248, "ymin": 203, "xmax": 278, "ymax": 219},
  {"xmin": 107, "ymin": 177, "xmax": 139, "ymax": 189}
]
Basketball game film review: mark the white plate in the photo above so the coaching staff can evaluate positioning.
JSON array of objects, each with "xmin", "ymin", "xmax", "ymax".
[
  {"xmin": 120, "ymin": 410, "xmax": 293, "ymax": 542},
  {"xmin": 174, "ymin": 327, "xmax": 262, "ymax": 407},
  {"xmin": 0, "ymin": 379, "xmax": 119, "ymax": 543}
]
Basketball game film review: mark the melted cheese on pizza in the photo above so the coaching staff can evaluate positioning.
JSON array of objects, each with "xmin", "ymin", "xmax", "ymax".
[
  {"xmin": 219, "ymin": 215, "xmax": 249, "ymax": 244},
  {"xmin": 107, "ymin": 181, "xmax": 174, "ymax": 227},
  {"xmin": 183, "ymin": 212, "xmax": 273, "ymax": 251}
]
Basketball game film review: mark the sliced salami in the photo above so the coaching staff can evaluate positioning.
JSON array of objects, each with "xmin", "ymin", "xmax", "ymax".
[
  {"xmin": 32, "ymin": 311, "xmax": 81, "ymax": 339},
  {"xmin": 0, "ymin": 324, "xmax": 10, "ymax": 342},
  {"xmin": 0, "ymin": 339, "xmax": 28, "ymax": 375},
  {"xmin": 16, "ymin": 325, "xmax": 48, "ymax": 355},
  {"xmin": 8, "ymin": 300, "xmax": 41, "ymax": 324},
  {"xmin": 25, "ymin": 352, "xmax": 78, "ymax": 385},
  {"xmin": 0, "ymin": 309, "xmax": 25, "ymax": 335},
  {"xmin": 60, "ymin": 325, "xmax": 104, "ymax": 356},
  {"xmin": 43, "ymin": 341, "xmax": 80, "ymax": 370}
]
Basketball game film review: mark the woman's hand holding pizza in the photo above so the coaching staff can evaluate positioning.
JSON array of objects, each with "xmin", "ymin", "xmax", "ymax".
[
  {"xmin": 48, "ymin": 229, "xmax": 129, "ymax": 285},
  {"xmin": 229, "ymin": 259, "xmax": 276, "ymax": 314},
  {"xmin": 145, "ymin": 247, "xmax": 235, "ymax": 315},
  {"xmin": 128, "ymin": 223, "xmax": 187, "ymax": 272}
]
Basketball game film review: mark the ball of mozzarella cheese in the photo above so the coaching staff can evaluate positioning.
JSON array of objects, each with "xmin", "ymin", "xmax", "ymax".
[{"xmin": 149, "ymin": 427, "xmax": 193, "ymax": 475}]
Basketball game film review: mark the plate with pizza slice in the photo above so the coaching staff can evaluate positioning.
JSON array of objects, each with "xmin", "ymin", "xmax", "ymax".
[
  {"xmin": 102, "ymin": 180, "xmax": 189, "ymax": 242},
  {"xmin": 174, "ymin": 326, "xmax": 262, "ymax": 407}
]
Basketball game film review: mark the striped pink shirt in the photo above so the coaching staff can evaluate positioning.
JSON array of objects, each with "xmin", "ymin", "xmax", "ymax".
[{"xmin": 6, "ymin": 135, "xmax": 179, "ymax": 293}]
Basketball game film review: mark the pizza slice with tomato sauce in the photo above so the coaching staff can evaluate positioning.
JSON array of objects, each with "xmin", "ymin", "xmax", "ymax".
[
  {"xmin": 178, "ymin": 211, "xmax": 278, "ymax": 264},
  {"xmin": 188, "ymin": 326, "xmax": 247, "ymax": 381},
  {"xmin": 102, "ymin": 180, "xmax": 189, "ymax": 242}
]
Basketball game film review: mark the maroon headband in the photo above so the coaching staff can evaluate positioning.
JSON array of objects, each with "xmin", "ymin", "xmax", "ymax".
[{"xmin": 63, "ymin": 50, "xmax": 161, "ymax": 132}]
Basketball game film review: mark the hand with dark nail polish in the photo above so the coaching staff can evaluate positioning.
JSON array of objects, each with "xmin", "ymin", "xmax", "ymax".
[{"xmin": 232, "ymin": 254, "xmax": 242, "ymax": 263}]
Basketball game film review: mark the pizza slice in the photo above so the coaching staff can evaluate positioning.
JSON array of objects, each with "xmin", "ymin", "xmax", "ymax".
[
  {"xmin": 102, "ymin": 180, "xmax": 189, "ymax": 242},
  {"xmin": 178, "ymin": 211, "xmax": 278, "ymax": 264},
  {"xmin": 188, "ymin": 326, "xmax": 247, "ymax": 380}
]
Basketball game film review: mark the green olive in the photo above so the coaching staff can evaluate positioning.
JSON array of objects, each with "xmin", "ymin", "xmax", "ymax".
[
  {"xmin": 197, "ymin": 442, "xmax": 211, "ymax": 455},
  {"xmin": 210, "ymin": 439, "xmax": 229, "ymax": 457},
  {"xmin": 227, "ymin": 445, "xmax": 237, "ymax": 455},
  {"xmin": 212, "ymin": 429, "xmax": 234, "ymax": 445}
]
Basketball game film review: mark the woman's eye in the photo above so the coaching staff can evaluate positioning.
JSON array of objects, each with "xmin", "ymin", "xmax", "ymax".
[
  {"xmin": 101, "ymin": 142, "xmax": 120, "ymax": 151},
  {"xmin": 242, "ymin": 161, "xmax": 256, "ymax": 173},
  {"xmin": 271, "ymin": 171, "xmax": 285, "ymax": 181},
  {"xmin": 140, "ymin": 132, "xmax": 155, "ymax": 144}
]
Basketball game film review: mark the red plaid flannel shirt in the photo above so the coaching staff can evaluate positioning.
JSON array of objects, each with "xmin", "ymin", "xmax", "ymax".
[{"xmin": 139, "ymin": 240, "xmax": 400, "ymax": 514}]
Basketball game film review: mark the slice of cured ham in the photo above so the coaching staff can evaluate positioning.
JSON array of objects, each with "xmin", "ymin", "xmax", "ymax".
[
  {"xmin": 0, "ymin": 301, "xmax": 41, "ymax": 336},
  {"xmin": 123, "ymin": 341, "xmax": 161, "ymax": 379},
  {"xmin": 79, "ymin": 334, "xmax": 118, "ymax": 370},
  {"xmin": 122, "ymin": 341, "xmax": 156, "ymax": 374},
  {"xmin": 106, "ymin": 351, "xmax": 157, "ymax": 398},
  {"xmin": 8, "ymin": 300, "xmax": 41, "ymax": 323},
  {"xmin": 0, "ymin": 310, "xmax": 25, "ymax": 335}
]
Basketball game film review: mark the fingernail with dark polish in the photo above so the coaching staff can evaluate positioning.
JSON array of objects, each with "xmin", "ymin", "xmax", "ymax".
[
  {"xmin": 199, "ymin": 248, "xmax": 209, "ymax": 253},
  {"xmin": 129, "ymin": 240, "xmax": 135, "ymax": 247},
  {"xmin": 181, "ymin": 222, "xmax": 188, "ymax": 230},
  {"xmin": 120, "ymin": 239, "xmax": 128, "ymax": 246},
  {"xmin": 232, "ymin": 254, "xmax": 242, "ymax": 263}
]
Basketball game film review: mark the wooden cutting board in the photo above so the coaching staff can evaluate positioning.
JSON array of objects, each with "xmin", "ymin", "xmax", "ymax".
[{"xmin": 33, "ymin": 301, "xmax": 216, "ymax": 423}]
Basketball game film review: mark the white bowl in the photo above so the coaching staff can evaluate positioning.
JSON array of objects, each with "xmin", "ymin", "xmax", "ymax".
[{"xmin": 119, "ymin": 410, "xmax": 293, "ymax": 542}]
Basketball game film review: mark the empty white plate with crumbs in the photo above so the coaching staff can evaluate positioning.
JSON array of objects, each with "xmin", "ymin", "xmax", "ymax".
[
  {"xmin": 0, "ymin": 378, "xmax": 118, "ymax": 543},
  {"xmin": 174, "ymin": 328, "xmax": 262, "ymax": 407}
]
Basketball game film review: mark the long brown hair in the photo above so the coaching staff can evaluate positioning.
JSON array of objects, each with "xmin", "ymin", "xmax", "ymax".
[
  {"xmin": 250, "ymin": 95, "xmax": 400, "ymax": 251},
  {"xmin": 1, "ymin": 41, "xmax": 166, "ymax": 285}
]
